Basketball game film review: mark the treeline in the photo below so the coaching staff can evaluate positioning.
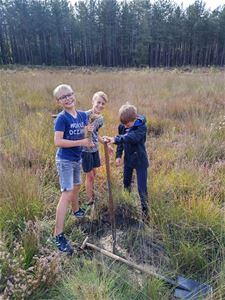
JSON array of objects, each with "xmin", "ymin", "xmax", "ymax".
[{"xmin": 0, "ymin": 0, "xmax": 225, "ymax": 67}]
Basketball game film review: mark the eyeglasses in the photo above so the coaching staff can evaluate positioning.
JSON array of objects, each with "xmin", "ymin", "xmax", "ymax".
[{"xmin": 58, "ymin": 92, "xmax": 74, "ymax": 101}]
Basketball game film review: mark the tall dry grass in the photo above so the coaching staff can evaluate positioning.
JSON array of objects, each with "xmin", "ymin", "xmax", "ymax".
[{"xmin": 0, "ymin": 67, "xmax": 225, "ymax": 299}]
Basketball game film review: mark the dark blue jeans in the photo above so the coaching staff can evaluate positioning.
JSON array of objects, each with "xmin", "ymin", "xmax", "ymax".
[{"xmin": 123, "ymin": 164, "xmax": 148, "ymax": 212}]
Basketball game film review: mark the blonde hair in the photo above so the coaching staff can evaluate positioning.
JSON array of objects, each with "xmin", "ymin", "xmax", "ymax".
[
  {"xmin": 119, "ymin": 103, "xmax": 137, "ymax": 124},
  {"xmin": 92, "ymin": 91, "xmax": 108, "ymax": 103},
  {"xmin": 53, "ymin": 84, "xmax": 73, "ymax": 99}
]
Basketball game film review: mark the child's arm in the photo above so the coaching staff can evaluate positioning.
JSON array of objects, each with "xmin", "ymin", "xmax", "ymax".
[
  {"xmin": 103, "ymin": 135, "xmax": 123, "ymax": 166},
  {"xmin": 54, "ymin": 131, "xmax": 93, "ymax": 148},
  {"xmin": 115, "ymin": 139, "xmax": 123, "ymax": 158},
  {"xmin": 114, "ymin": 125, "xmax": 146, "ymax": 145},
  {"xmin": 98, "ymin": 135, "xmax": 105, "ymax": 144},
  {"xmin": 115, "ymin": 124, "xmax": 124, "ymax": 160},
  {"xmin": 99, "ymin": 135, "xmax": 114, "ymax": 155}
]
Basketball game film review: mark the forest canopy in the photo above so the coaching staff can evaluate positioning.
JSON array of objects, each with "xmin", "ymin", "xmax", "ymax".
[{"xmin": 0, "ymin": 0, "xmax": 225, "ymax": 67}]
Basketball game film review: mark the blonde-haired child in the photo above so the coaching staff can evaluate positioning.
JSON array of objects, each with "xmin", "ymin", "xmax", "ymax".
[
  {"xmin": 53, "ymin": 84, "xmax": 93, "ymax": 254},
  {"xmin": 82, "ymin": 91, "xmax": 113, "ymax": 205}
]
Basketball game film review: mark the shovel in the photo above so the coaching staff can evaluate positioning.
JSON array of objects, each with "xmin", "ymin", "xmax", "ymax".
[{"xmin": 81, "ymin": 237, "xmax": 213, "ymax": 300}]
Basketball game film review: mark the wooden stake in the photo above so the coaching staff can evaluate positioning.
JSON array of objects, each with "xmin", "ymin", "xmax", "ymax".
[{"xmin": 103, "ymin": 142, "xmax": 116, "ymax": 253}]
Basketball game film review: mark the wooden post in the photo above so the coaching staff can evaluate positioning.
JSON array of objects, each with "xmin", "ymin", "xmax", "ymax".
[
  {"xmin": 104, "ymin": 142, "xmax": 116, "ymax": 253},
  {"xmin": 80, "ymin": 237, "xmax": 175, "ymax": 286}
]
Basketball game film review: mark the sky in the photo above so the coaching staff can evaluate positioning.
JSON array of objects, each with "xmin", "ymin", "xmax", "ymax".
[
  {"xmin": 173, "ymin": 0, "xmax": 224, "ymax": 10},
  {"xmin": 70, "ymin": 1, "xmax": 224, "ymax": 11}
]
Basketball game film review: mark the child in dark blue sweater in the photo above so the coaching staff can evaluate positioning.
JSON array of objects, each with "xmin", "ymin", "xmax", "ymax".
[{"xmin": 105, "ymin": 103, "xmax": 149, "ymax": 218}]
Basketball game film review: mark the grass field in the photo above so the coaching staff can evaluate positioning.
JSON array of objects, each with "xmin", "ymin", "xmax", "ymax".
[{"xmin": 0, "ymin": 67, "xmax": 225, "ymax": 299}]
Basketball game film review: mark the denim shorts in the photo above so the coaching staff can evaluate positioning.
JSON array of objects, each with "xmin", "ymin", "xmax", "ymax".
[
  {"xmin": 56, "ymin": 159, "xmax": 81, "ymax": 192},
  {"xmin": 81, "ymin": 151, "xmax": 101, "ymax": 173}
]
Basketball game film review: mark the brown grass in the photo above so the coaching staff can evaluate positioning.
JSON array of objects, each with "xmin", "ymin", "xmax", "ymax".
[{"xmin": 1, "ymin": 67, "xmax": 225, "ymax": 299}]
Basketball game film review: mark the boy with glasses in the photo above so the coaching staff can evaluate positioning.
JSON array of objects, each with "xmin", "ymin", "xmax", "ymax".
[{"xmin": 53, "ymin": 84, "xmax": 93, "ymax": 254}]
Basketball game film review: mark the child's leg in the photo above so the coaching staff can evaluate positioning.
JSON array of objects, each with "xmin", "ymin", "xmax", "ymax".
[
  {"xmin": 123, "ymin": 164, "xmax": 133, "ymax": 192},
  {"xmin": 85, "ymin": 169, "xmax": 96, "ymax": 203},
  {"xmin": 54, "ymin": 160, "xmax": 83, "ymax": 254},
  {"xmin": 55, "ymin": 159, "xmax": 76, "ymax": 236},
  {"xmin": 70, "ymin": 160, "xmax": 82, "ymax": 211},
  {"xmin": 136, "ymin": 167, "xmax": 148, "ymax": 212},
  {"xmin": 82, "ymin": 151, "xmax": 100, "ymax": 203},
  {"xmin": 70, "ymin": 184, "xmax": 81, "ymax": 212},
  {"xmin": 54, "ymin": 190, "xmax": 74, "ymax": 236}
]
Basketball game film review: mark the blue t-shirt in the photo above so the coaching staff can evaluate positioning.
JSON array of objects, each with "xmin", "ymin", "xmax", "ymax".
[{"xmin": 54, "ymin": 110, "xmax": 88, "ymax": 161}]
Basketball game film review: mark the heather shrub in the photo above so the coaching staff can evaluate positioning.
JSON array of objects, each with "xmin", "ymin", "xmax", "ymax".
[{"xmin": 0, "ymin": 231, "xmax": 63, "ymax": 300}]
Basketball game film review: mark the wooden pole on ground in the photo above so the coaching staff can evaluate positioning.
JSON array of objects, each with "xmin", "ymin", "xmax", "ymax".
[
  {"xmin": 80, "ymin": 237, "xmax": 174, "ymax": 284},
  {"xmin": 80, "ymin": 237, "xmax": 213, "ymax": 299}
]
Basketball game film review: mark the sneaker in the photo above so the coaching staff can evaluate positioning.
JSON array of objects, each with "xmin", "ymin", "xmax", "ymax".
[
  {"xmin": 54, "ymin": 232, "xmax": 74, "ymax": 255},
  {"xmin": 73, "ymin": 207, "xmax": 86, "ymax": 218}
]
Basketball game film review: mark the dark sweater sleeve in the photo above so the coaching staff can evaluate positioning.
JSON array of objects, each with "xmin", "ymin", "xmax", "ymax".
[
  {"xmin": 114, "ymin": 125, "xmax": 146, "ymax": 145},
  {"xmin": 115, "ymin": 124, "xmax": 124, "ymax": 159}
]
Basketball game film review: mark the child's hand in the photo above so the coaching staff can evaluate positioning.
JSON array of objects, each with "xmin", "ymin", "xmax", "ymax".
[
  {"xmin": 102, "ymin": 136, "xmax": 115, "ymax": 144},
  {"xmin": 81, "ymin": 138, "xmax": 94, "ymax": 147},
  {"xmin": 86, "ymin": 124, "xmax": 94, "ymax": 132},
  {"xmin": 102, "ymin": 136, "xmax": 110, "ymax": 143},
  {"xmin": 108, "ymin": 137, "xmax": 115, "ymax": 144},
  {"xmin": 116, "ymin": 158, "xmax": 122, "ymax": 167}
]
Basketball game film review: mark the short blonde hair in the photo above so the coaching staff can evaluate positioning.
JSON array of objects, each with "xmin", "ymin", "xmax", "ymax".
[
  {"xmin": 53, "ymin": 84, "xmax": 73, "ymax": 99},
  {"xmin": 119, "ymin": 103, "xmax": 137, "ymax": 124},
  {"xmin": 92, "ymin": 91, "xmax": 108, "ymax": 103}
]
